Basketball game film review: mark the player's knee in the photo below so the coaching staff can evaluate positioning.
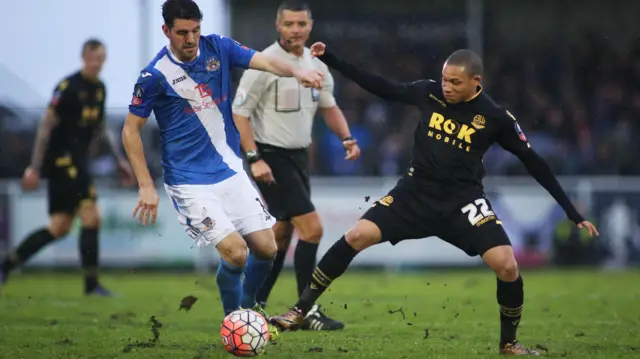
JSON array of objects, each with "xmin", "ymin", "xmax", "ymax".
[
  {"xmin": 482, "ymin": 245, "xmax": 519, "ymax": 281},
  {"xmin": 79, "ymin": 202, "xmax": 101, "ymax": 228},
  {"xmin": 49, "ymin": 225, "xmax": 71, "ymax": 239},
  {"xmin": 257, "ymin": 239, "xmax": 277, "ymax": 260},
  {"xmin": 495, "ymin": 258, "xmax": 519, "ymax": 282},
  {"xmin": 344, "ymin": 220, "xmax": 382, "ymax": 252},
  {"xmin": 300, "ymin": 222, "xmax": 323, "ymax": 244},
  {"xmin": 292, "ymin": 212, "xmax": 323, "ymax": 244},
  {"xmin": 226, "ymin": 244, "xmax": 248, "ymax": 268},
  {"xmin": 48, "ymin": 215, "xmax": 74, "ymax": 238},
  {"xmin": 254, "ymin": 232, "xmax": 278, "ymax": 260},
  {"xmin": 244, "ymin": 228, "xmax": 277, "ymax": 260},
  {"xmin": 218, "ymin": 234, "xmax": 249, "ymax": 268}
]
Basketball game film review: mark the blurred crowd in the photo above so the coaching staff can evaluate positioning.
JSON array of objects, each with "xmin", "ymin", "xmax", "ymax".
[{"xmin": 1, "ymin": 33, "xmax": 639, "ymax": 179}]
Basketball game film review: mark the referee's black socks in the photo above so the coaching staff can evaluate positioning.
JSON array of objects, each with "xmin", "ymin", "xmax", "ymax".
[
  {"xmin": 294, "ymin": 240, "xmax": 319, "ymax": 297},
  {"xmin": 497, "ymin": 275, "xmax": 524, "ymax": 345},
  {"xmin": 1, "ymin": 227, "xmax": 56, "ymax": 273},
  {"xmin": 296, "ymin": 236, "xmax": 358, "ymax": 313},
  {"xmin": 79, "ymin": 227, "xmax": 99, "ymax": 292}
]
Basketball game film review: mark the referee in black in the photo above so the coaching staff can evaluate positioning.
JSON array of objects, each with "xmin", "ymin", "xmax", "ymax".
[
  {"xmin": 0, "ymin": 39, "xmax": 134, "ymax": 296},
  {"xmin": 233, "ymin": 1, "xmax": 360, "ymax": 331}
]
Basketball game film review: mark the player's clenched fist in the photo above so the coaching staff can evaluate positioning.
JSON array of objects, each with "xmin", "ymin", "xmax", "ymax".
[
  {"xmin": 21, "ymin": 167, "xmax": 40, "ymax": 191},
  {"xmin": 293, "ymin": 68, "xmax": 324, "ymax": 89},
  {"xmin": 309, "ymin": 42, "xmax": 326, "ymax": 57},
  {"xmin": 133, "ymin": 186, "xmax": 159, "ymax": 226}
]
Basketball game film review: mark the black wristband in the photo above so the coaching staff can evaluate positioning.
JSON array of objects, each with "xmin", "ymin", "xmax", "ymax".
[
  {"xmin": 246, "ymin": 150, "xmax": 261, "ymax": 164},
  {"xmin": 342, "ymin": 136, "xmax": 355, "ymax": 142}
]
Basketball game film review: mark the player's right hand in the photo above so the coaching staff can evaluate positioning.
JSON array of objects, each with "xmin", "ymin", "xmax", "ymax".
[
  {"xmin": 577, "ymin": 220, "xmax": 599, "ymax": 237},
  {"xmin": 294, "ymin": 68, "xmax": 324, "ymax": 89},
  {"xmin": 251, "ymin": 160, "xmax": 276, "ymax": 185},
  {"xmin": 310, "ymin": 42, "xmax": 326, "ymax": 57},
  {"xmin": 21, "ymin": 167, "xmax": 40, "ymax": 192},
  {"xmin": 133, "ymin": 186, "xmax": 159, "ymax": 226}
]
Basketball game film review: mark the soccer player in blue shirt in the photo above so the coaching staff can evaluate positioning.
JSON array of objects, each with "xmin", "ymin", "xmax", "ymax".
[{"xmin": 121, "ymin": 0, "xmax": 323, "ymax": 338}]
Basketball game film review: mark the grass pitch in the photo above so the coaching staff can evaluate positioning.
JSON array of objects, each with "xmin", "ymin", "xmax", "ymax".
[{"xmin": 0, "ymin": 269, "xmax": 639, "ymax": 359}]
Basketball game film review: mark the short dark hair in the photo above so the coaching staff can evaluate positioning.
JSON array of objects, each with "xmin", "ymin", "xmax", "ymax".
[
  {"xmin": 162, "ymin": 0, "xmax": 203, "ymax": 29},
  {"xmin": 277, "ymin": 1, "xmax": 312, "ymax": 19},
  {"xmin": 445, "ymin": 49, "xmax": 483, "ymax": 77},
  {"xmin": 81, "ymin": 38, "xmax": 104, "ymax": 56}
]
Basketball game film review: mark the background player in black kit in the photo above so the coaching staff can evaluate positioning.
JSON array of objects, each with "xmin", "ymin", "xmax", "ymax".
[
  {"xmin": 270, "ymin": 42, "xmax": 599, "ymax": 355},
  {"xmin": 0, "ymin": 39, "xmax": 134, "ymax": 296}
]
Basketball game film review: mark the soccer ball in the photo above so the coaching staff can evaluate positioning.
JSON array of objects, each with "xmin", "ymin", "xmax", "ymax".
[{"xmin": 220, "ymin": 309, "xmax": 270, "ymax": 356}]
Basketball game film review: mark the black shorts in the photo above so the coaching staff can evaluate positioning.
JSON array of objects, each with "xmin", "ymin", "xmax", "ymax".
[
  {"xmin": 361, "ymin": 176, "xmax": 511, "ymax": 257},
  {"xmin": 45, "ymin": 163, "xmax": 96, "ymax": 215},
  {"xmin": 255, "ymin": 142, "xmax": 314, "ymax": 221}
]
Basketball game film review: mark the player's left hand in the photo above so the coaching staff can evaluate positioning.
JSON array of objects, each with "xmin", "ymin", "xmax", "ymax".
[
  {"xmin": 293, "ymin": 68, "xmax": 324, "ymax": 89},
  {"xmin": 117, "ymin": 160, "xmax": 135, "ymax": 186},
  {"xmin": 343, "ymin": 138, "xmax": 361, "ymax": 161},
  {"xmin": 577, "ymin": 220, "xmax": 599, "ymax": 237}
]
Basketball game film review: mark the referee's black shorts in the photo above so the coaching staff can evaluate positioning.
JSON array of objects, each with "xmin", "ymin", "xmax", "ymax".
[
  {"xmin": 254, "ymin": 142, "xmax": 315, "ymax": 221},
  {"xmin": 361, "ymin": 172, "xmax": 512, "ymax": 257},
  {"xmin": 44, "ymin": 160, "xmax": 96, "ymax": 215}
]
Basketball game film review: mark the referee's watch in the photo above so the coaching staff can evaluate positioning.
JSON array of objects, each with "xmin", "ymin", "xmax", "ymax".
[{"xmin": 246, "ymin": 149, "xmax": 261, "ymax": 164}]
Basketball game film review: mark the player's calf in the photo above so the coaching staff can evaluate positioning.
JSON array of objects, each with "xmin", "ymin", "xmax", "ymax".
[
  {"xmin": 78, "ymin": 201, "xmax": 105, "ymax": 294},
  {"xmin": 271, "ymin": 220, "xmax": 381, "ymax": 331},
  {"xmin": 482, "ymin": 245, "xmax": 531, "ymax": 353},
  {"xmin": 255, "ymin": 221, "xmax": 293, "ymax": 307},
  {"xmin": 216, "ymin": 233, "xmax": 249, "ymax": 315},
  {"xmin": 291, "ymin": 211, "xmax": 323, "ymax": 297},
  {"xmin": 0, "ymin": 213, "xmax": 72, "ymax": 285},
  {"xmin": 241, "ymin": 229, "xmax": 276, "ymax": 310}
]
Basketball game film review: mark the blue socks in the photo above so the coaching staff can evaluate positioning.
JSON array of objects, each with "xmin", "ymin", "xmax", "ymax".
[
  {"xmin": 241, "ymin": 254, "xmax": 274, "ymax": 309},
  {"xmin": 216, "ymin": 260, "xmax": 244, "ymax": 315}
]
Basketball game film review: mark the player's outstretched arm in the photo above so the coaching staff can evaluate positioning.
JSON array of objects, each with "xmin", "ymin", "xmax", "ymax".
[
  {"xmin": 220, "ymin": 35, "xmax": 322, "ymax": 88},
  {"xmin": 310, "ymin": 42, "xmax": 422, "ymax": 105},
  {"xmin": 496, "ymin": 111, "xmax": 599, "ymax": 236},
  {"xmin": 249, "ymin": 52, "xmax": 323, "ymax": 89}
]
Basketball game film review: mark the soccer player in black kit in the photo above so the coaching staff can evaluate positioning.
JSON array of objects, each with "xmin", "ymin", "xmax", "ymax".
[
  {"xmin": 270, "ymin": 42, "xmax": 599, "ymax": 355},
  {"xmin": 0, "ymin": 39, "xmax": 134, "ymax": 296}
]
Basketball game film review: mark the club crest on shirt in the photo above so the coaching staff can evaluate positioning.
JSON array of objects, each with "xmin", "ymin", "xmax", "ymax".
[
  {"xmin": 206, "ymin": 57, "xmax": 220, "ymax": 72},
  {"xmin": 471, "ymin": 114, "xmax": 485, "ymax": 129}
]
